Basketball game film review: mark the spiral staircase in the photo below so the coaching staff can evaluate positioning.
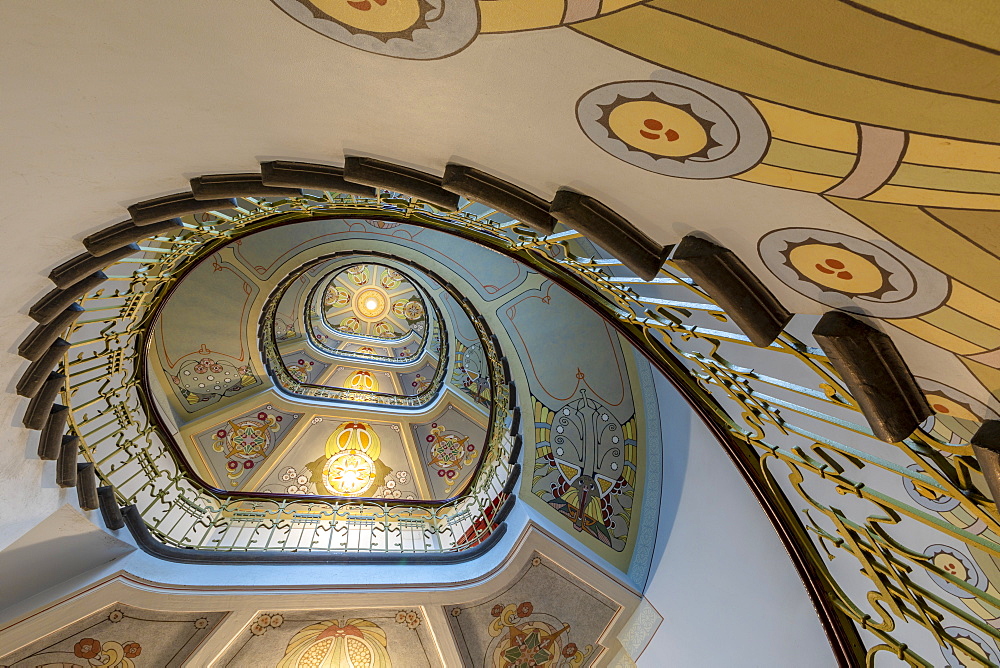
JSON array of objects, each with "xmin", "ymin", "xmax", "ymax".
[{"xmin": 3, "ymin": 3, "xmax": 1000, "ymax": 667}]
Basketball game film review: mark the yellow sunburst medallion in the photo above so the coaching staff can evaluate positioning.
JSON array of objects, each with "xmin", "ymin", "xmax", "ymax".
[{"xmin": 355, "ymin": 287, "xmax": 388, "ymax": 319}]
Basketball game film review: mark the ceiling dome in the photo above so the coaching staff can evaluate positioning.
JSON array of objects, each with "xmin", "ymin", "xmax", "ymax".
[
  {"xmin": 262, "ymin": 255, "xmax": 456, "ymax": 406},
  {"xmin": 144, "ymin": 222, "xmax": 526, "ymax": 508}
]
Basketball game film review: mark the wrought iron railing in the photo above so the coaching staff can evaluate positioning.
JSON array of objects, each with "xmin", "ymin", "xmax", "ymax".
[
  {"xmin": 48, "ymin": 186, "xmax": 1000, "ymax": 663},
  {"xmin": 60, "ymin": 194, "xmax": 516, "ymax": 556},
  {"xmin": 305, "ymin": 302, "xmax": 431, "ymax": 365},
  {"xmin": 506, "ymin": 229, "xmax": 1000, "ymax": 666},
  {"xmin": 260, "ymin": 256, "xmax": 450, "ymax": 407},
  {"xmin": 299, "ymin": 327, "xmax": 432, "ymax": 366}
]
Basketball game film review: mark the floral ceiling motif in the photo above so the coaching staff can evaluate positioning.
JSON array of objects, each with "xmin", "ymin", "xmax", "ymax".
[
  {"xmin": 448, "ymin": 553, "xmax": 619, "ymax": 668},
  {"xmin": 320, "ymin": 263, "xmax": 427, "ymax": 345},
  {"xmin": 219, "ymin": 608, "xmax": 436, "ymax": 667},
  {"xmin": 0, "ymin": 604, "xmax": 226, "ymax": 667}
]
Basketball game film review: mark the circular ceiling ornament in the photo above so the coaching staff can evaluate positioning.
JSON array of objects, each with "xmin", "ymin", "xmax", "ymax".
[
  {"xmin": 757, "ymin": 227, "xmax": 950, "ymax": 318},
  {"xmin": 355, "ymin": 287, "xmax": 388, "ymax": 319},
  {"xmin": 902, "ymin": 464, "xmax": 961, "ymax": 512},
  {"xmin": 576, "ymin": 71, "xmax": 769, "ymax": 179},
  {"xmin": 321, "ymin": 421, "xmax": 382, "ymax": 495},
  {"xmin": 394, "ymin": 298, "xmax": 424, "ymax": 321},
  {"xmin": 319, "ymin": 262, "xmax": 428, "ymax": 341},
  {"xmin": 323, "ymin": 448, "xmax": 378, "ymax": 495},
  {"xmin": 916, "ymin": 377, "xmax": 998, "ymax": 423},
  {"xmin": 347, "ymin": 369, "xmax": 380, "ymax": 392},
  {"xmin": 325, "ymin": 285, "xmax": 351, "ymax": 308},
  {"xmin": 271, "ymin": 0, "xmax": 479, "ymax": 60},
  {"xmin": 940, "ymin": 627, "xmax": 1000, "ymax": 668},
  {"xmin": 923, "ymin": 544, "xmax": 984, "ymax": 598}
]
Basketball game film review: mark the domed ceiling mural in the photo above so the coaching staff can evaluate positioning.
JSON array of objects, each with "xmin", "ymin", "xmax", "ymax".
[
  {"xmin": 2, "ymin": 2, "xmax": 999, "ymax": 666},
  {"xmin": 143, "ymin": 213, "xmax": 657, "ymax": 557}
]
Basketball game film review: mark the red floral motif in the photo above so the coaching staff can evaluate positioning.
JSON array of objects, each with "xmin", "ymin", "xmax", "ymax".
[
  {"xmin": 562, "ymin": 643, "xmax": 578, "ymax": 657},
  {"xmin": 517, "ymin": 601, "xmax": 533, "ymax": 618},
  {"xmin": 74, "ymin": 638, "xmax": 101, "ymax": 659},
  {"xmin": 124, "ymin": 642, "xmax": 142, "ymax": 658},
  {"xmin": 491, "ymin": 604, "xmax": 504, "ymax": 617}
]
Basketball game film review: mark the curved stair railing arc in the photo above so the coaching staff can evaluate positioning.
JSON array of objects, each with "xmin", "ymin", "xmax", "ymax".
[
  {"xmin": 22, "ymin": 198, "xmax": 519, "ymax": 561},
  {"xmin": 303, "ymin": 325, "xmax": 433, "ymax": 367},
  {"xmin": 260, "ymin": 253, "xmax": 452, "ymax": 407},
  {"xmin": 17, "ymin": 160, "xmax": 1000, "ymax": 665},
  {"xmin": 273, "ymin": 258, "xmax": 436, "ymax": 368}
]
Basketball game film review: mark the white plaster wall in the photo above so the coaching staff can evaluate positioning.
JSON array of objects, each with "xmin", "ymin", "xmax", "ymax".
[
  {"xmin": 0, "ymin": 4, "xmax": 838, "ymax": 662},
  {"xmin": 0, "ymin": 1, "xmax": 980, "ymax": 549},
  {"xmin": 637, "ymin": 372, "xmax": 836, "ymax": 667}
]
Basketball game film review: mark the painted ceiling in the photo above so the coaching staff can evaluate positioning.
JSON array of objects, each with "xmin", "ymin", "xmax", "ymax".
[
  {"xmin": 316, "ymin": 262, "xmax": 429, "ymax": 346},
  {"xmin": 272, "ymin": 258, "xmax": 444, "ymax": 398},
  {"xmin": 146, "ymin": 217, "xmax": 653, "ymax": 519},
  {"xmin": 2, "ymin": 1, "xmax": 999, "ymax": 666},
  {"xmin": 250, "ymin": 0, "xmax": 1000, "ymax": 425},
  {"xmin": 0, "ymin": 534, "xmax": 653, "ymax": 667}
]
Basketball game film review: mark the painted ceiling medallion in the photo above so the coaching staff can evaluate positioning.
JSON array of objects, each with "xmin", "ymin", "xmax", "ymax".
[
  {"xmin": 347, "ymin": 369, "xmax": 380, "ymax": 392},
  {"xmin": 576, "ymin": 70, "xmax": 769, "ymax": 179},
  {"xmin": 758, "ymin": 227, "xmax": 950, "ymax": 318},
  {"xmin": 271, "ymin": 0, "xmax": 479, "ymax": 60},
  {"xmin": 279, "ymin": 618, "xmax": 392, "ymax": 667},
  {"xmin": 321, "ymin": 421, "xmax": 384, "ymax": 496},
  {"xmin": 356, "ymin": 287, "xmax": 388, "ymax": 319},
  {"xmin": 320, "ymin": 263, "xmax": 427, "ymax": 342},
  {"xmin": 902, "ymin": 464, "xmax": 961, "ymax": 513},
  {"xmin": 939, "ymin": 627, "xmax": 1000, "ymax": 668},
  {"xmin": 923, "ymin": 544, "xmax": 985, "ymax": 599},
  {"xmin": 915, "ymin": 376, "xmax": 1000, "ymax": 441},
  {"xmin": 324, "ymin": 448, "xmax": 378, "ymax": 495}
]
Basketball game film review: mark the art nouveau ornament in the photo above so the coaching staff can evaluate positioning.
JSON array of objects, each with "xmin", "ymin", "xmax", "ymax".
[
  {"xmin": 271, "ymin": 0, "xmax": 480, "ymax": 60},
  {"xmin": 321, "ymin": 421, "xmax": 382, "ymax": 496}
]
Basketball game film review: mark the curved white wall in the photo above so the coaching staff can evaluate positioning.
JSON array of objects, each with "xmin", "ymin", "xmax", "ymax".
[
  {"xmin": 635, "ymin": 371, "xmax": 835, "ymax": 666},
  {"xmin": 0, "ymin": 3, "xmax": 837, "ymax": 664}
]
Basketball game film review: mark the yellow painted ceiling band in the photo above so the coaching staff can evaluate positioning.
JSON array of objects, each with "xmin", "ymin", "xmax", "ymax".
[
  {"xmin": 889, "ymin": 163, "xmax": 1000, "ymax": 195},
  {"xmin": 735, "ymin": 163, "xmax": 840, "ymax": 192},
  {"xmin": 762, "ymin": 139, "xmax": 856, "ymax": 178},
  {"xmin": 827, "ymin": 197, "xmax": 1000, "ymax": 297},
  {"xmin": 868, "ymin": 185, "xmax": 1000, "ymax": 210},
  {"xmin": 947, "ymin": 282, "xmax": 1000, "ymax": 330},
  {"xmin": 926, "ymin": 208, "xmax": 1000, "ymax": 257},
  {"xmin": 960, "ymin": 357, "xmax": 1000, "ymax": 404},
  {"xmin": 648, "ymin": 0, "xmax": 1000, "ymax": 102},
  {"xmin": 479, "ymin": 0, "xmax": 566, "ymax": 32},
  {"xmin": 903, "ymin": 134, "xmax": 1000, "ymax": 172},
  {"xmin": 892, "ymin": 317, "xmax": 986, "ymax": 356},
  {"xmin": 601, "ymin": 0, "xmax": 646, "ymax": 11},
  {"xmin": 749, "ymin": 98, "xmax": 858, "ymax": 153},
  {"xmin": 572, "ymin": 6, "xmax": 1000, "ymax": 142},
  {"xmin": 920, "ymin": 305, "xmax": 1000, "ymax": 351},
  {"xmin": 850, "ymin": 0, "xmax": 1000, "ymax": 52}
]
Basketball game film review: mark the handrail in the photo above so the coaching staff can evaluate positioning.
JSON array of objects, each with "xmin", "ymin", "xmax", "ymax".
[
  {"xmin": 50, "ymin": 195, "xmax": 518, "ymax": 557},
  {"xmin": 25, "ymin": 179, "xmax": 1000, "ymax": 665},
  {"xmin": 261, "ymin": 254, "xmax": 451, "ymax": 407}
]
